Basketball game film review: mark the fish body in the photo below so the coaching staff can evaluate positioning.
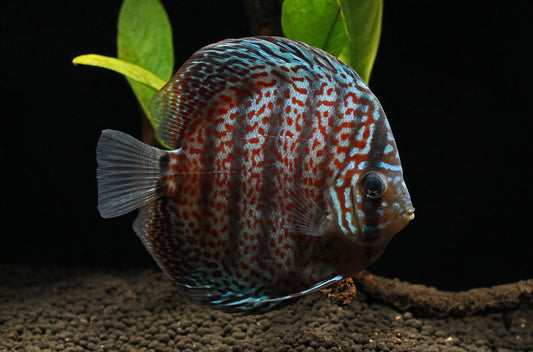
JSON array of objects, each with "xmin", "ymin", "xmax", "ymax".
[{"xmin": 97, "ymin": 36, "xmax": 414, "ymax": 312}]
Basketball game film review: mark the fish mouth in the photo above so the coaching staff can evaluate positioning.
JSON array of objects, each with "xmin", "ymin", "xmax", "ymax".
[{"xmin": 403, "ymin": 207, "xmax": 415, "ymax": 221}]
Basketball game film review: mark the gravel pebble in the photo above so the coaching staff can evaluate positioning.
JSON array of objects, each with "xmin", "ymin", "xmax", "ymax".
[{"xmin": 0, "ymin": 265, "xmax": 531, "ymax": 352}]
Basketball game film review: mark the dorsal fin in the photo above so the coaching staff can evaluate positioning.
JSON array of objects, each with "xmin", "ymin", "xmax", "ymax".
[
  {"xmin": 149, "ymin": 36, "xmax": 355, "ymax": 150},
  {"xmin": 149, "ymin": 37, "xmax": 275, "ymax": 149}
]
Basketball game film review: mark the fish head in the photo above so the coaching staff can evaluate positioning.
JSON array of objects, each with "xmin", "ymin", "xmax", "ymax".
[
  {"xmin": 325, "ymin": 122, "xmax": 414, "ymax": 249},
  {"xmin": 351, "ymin": 169, "xmax": 415, "ymax": 246}
]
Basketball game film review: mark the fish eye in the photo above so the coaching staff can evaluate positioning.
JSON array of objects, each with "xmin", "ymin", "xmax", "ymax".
[{"xmin": 360, "ymin": 172, "xmax": 387, "ymax": 199}]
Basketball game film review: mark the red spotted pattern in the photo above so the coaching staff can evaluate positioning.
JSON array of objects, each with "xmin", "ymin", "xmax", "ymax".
[{"xmin": 132, "ymin": 37, "xmax": 403, "ymax": 312}]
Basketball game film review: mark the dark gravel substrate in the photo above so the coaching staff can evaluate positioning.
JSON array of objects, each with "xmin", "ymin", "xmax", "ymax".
[{"xmin": 1, "ymin": 265, "xmax": 531, "ymax": 352}]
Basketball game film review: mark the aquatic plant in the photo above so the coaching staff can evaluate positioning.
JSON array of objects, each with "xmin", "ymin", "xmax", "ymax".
[
  {"xmin": 282, "ymin": 0, "xmax": 382, "ymax": 83},
  {"xmin": 73, "ymin": 0, "xmax": 383, "ymax": 142}
]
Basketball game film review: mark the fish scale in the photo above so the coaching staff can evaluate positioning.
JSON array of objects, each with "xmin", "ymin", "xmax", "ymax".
[{"xmin": 96, "ymin": 36, "xmax": 414, "ymax": 313}]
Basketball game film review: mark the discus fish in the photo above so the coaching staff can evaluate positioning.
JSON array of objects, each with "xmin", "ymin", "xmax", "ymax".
[{"xmin": 96, "ymin": 36, "xmax": 414, "ymax": 313}]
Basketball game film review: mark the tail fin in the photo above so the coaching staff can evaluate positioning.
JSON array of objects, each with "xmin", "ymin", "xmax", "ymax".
[{"xmin": 96, "ymin": 129, "xmax": 165, "ymax": 218}]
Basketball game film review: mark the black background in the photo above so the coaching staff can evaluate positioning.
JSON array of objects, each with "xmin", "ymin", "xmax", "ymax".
[{"xmin": 3, "ymin": 1, "xmax": 532, "ymax": 291}]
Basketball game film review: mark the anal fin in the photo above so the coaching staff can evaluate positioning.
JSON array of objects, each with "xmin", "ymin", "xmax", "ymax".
[{"xmin": 209, "ymin": 275, "xmax": 344, "ymax": 313}]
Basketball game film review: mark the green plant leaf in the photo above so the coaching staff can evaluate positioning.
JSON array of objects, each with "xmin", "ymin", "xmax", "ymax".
[
  {"xmin": 117, "ymin": 0, "xmax": 174, "ymax": 119},
  {"xmin": 72, "ymin": 54, "xmax": 166, "ymax": 91},
  {"xmin": 281, "ymin": 0, "xmax": 382, "ymax": 83}
]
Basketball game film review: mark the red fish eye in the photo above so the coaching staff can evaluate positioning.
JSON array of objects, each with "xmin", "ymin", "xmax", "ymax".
[{"xmin": 361, "ymin": 172, "xmax": 387, "ymax": 199}]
